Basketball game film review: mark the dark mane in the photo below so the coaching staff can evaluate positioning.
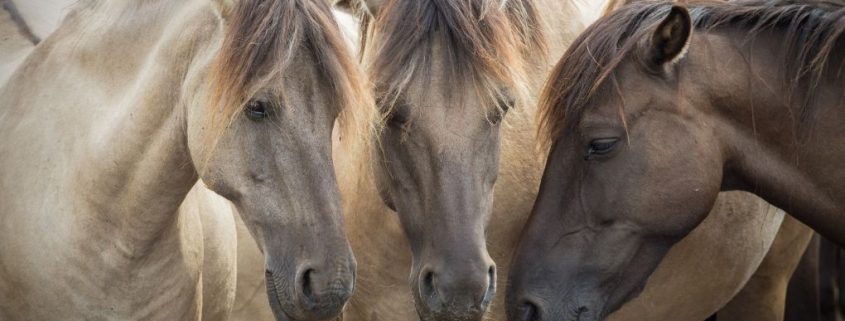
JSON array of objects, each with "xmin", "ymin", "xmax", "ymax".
[
  {"xmin": 538, "ymin": 0, "xmax": 845, "ymax": 147},
  {"xmin": 209, "ymin": 0, "xmax": 373, "ymax": 142},
  {"xmin": 359, "ymin": 0, "xmax": 546, "ymax": 112}
]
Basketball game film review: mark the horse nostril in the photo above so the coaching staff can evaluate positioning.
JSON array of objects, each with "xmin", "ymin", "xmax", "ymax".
[
  {"xmin": 420, "ymin": 269, "xmax": 436, "ymax": 299},
  {"xmin": 299, "ymin": 268, "xmax": 316, "ymax": 305},
  {"xmin": 575, "ymin": 306, "xmax": 589, "ymax": 318},
  {"xmin": 517, "ymin": 300, "xmax": 540, "ymax": 321},
  {"xmin": 481, "ymin": 265, "xmax": 496, "ymax": 306}
]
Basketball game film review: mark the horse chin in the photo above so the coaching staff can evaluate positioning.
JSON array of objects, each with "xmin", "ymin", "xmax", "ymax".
[
  {"xmin": 265, "ymin": 270, "xmax": 294, "ymax": 321},
  {"xmin": 417, "ymin": 313, "xmax": 485, "ymax": 321},
  {"xmin": 414, "ymin": 301, "xmax": 486, "ymax": 321}
]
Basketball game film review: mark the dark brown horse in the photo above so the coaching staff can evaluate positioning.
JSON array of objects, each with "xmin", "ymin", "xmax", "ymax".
[{"xmin": 506, "ymin": 1, "xmax": 845, "ymax": 320}]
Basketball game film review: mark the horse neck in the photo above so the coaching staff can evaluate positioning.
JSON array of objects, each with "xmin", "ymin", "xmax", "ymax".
[
  {"xmin": 694, "ymin": 30, "xmax": 845, "ymax": 245},
  {"xmin": 78, "ymin": 2, "xmax": 224, "ymax": 255},
  {"xmin": 8, "ymin": 0, "xmax": 219, "ymax": 256}
]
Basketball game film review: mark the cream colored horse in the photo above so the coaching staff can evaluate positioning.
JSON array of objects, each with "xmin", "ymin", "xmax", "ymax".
[
  {"xmin": 0, "ymin": 2, "xmax": 240, "ymax": 320},
  {"xmin": 0, "ymin": 0, "xmax": 373, "ymax": 320},
  {"xmin": 225, "ymin": 7, "xmax": 363, "ymax": 321}
]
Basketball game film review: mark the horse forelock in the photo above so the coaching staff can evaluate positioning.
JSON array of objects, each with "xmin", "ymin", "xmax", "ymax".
[
  {"xmin": 207, "ymin": 0, "xmax": 375, "ymax": 153},
  {"xmin": 359, "ymin": 0, "xmax": 546, "ymax": 115},
  {"xmin": 537, "ymin": 0, "xmax": 845, "ymax": 150}
]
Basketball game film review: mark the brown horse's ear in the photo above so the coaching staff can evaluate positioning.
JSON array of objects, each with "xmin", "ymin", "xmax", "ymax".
[
  {"xmin": 212, "ymin": 0, "xmax": 235, "ymax": 20},
  {"xmin": 646, "ymin": 5, "xmax": 692, "ymax": 67}
]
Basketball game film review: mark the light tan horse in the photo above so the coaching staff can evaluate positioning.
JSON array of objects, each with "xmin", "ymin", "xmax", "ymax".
[
  {"xmin": 225, "ymin": 6, "xmax": 365, "ymax": 321},
  {"xmin": 0, "ymin": 2, "xmax": 241, "ymax": 320},
  {"xmin": 0, "ymin": 0, "xmax": 374, "ymax": 320},
  {"xmin": 331, "ymin": 1, "xmax": 785, "ymax": 321}
]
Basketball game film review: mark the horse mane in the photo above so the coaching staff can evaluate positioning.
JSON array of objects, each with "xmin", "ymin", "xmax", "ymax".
[
  {"xmin": 537, "ymin": 0, "xmax": 845, "ymax": 148},
  {"xmin": 208, "ymin": 0, "xmax": 374, "ymax": 150},
  {"xmin": 357, "ymin": 0, "xmax": 546, "ymax": 114}
]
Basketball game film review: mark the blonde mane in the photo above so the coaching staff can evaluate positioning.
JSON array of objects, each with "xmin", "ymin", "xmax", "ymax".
[
  {"xmin": 208, "ymin": 0, "xmax": 376, "ymax": 154},
  {"xmin": 357, "ymin": 0, "xmax": 546, "ymax": 114}
]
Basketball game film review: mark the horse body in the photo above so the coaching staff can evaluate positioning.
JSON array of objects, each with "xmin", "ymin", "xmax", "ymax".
[{"xmin": 719, "ymin": 216, "xmax": 814, "ymax": 321}]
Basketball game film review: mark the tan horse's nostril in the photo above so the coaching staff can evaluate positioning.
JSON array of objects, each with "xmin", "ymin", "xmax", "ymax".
[
  {"xmin": 482, "ymin": 265, "xmax": 496, "ymax": 306},
  {"xmin": 295, "ymin": 267, "xmax": 318, "ymax": 308}
]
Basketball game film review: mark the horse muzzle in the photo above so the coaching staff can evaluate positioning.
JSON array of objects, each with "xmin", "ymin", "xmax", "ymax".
[{"xmin": 265, "ymin": 262, "xmax": 355, "ymax": 321}]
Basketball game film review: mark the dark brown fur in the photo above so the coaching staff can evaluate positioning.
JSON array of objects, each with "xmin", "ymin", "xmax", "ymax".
[
  {"xmin": 508, "ymin": 1, "xmax": 845, "ymax": 320},
  {"xmin": 538, "ymin": 0, "xmax": 845, "ymax": 149}
]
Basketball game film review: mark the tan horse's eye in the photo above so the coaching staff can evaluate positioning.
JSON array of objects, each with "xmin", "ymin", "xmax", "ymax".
[
  {"xmin": 490, "ymin": 96, "xmax": 514, "ymax": 125},
  {"xmin": 245, "ymin": 99, "xmax": 269, "ymax": 120}
]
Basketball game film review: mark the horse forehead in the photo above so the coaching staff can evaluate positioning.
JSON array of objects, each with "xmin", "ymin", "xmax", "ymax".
[
  {"xmin": 281, "ymin": 51, "xmax": 322, "ymax": 84},
  {"xmin": 404, "ymin": 43, "xmax": 501, "ymax": 110},
  {"xmin": 403, "ymin": 85, "xmax": 490, "ymax": 125}
]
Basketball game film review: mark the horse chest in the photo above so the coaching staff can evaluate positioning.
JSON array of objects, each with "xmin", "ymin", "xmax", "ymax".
[{"xmin": 0, "ymin": 210, "xmax": 205, "ymax": 321}]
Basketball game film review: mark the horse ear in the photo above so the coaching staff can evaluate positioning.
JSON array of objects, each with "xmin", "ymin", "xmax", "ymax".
[
  {"xmin": 212, "ymin": 0, "xmax": 236, "ymax": 20},
  {"xmin": 646, "ymin": 5, "xmax": 692, "ymax": 67}
]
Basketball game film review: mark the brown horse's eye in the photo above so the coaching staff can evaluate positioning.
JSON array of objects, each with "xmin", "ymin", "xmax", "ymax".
[
  {"xmin": 245, "ymin": 99, "xmax": 269, "ymax": 120},
  {"xmin": 585, "ymin": 138, "xmax": 619, "ymax": 159}
]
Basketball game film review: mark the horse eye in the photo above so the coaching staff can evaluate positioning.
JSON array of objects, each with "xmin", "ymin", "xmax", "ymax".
[
  {"xmin": 586, "ymin": 138, "xmax": 619, "ymax": 158},
  {"xmin": 245, "ymin": 99, "xmax": 269, "ymax": 120},
  {"xmin": 387, "ymin": 106, "xmax": 409, "ymax": 126},
  {"xmin": 489, "ymin": 109, "xmax": 506, "ymax": 125},
  {"xmin": 489, "ymin": 97, "xmax": 514, "ymax": 125}
]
